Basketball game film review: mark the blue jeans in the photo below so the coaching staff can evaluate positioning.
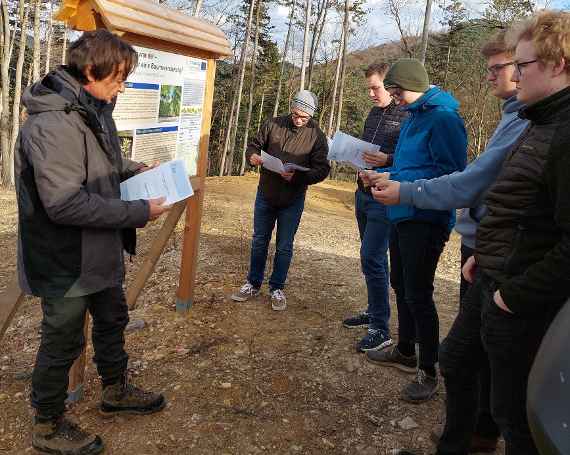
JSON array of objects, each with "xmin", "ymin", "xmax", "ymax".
[
  {"xmin": 355, "ymin": 189, "xmax": 391, "ymax": 333},
  {"xmin": 247, "ymin": 189, "xmax": 305, "ymax": 291}
]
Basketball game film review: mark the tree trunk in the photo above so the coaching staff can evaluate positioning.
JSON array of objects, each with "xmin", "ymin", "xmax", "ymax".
[
  {"xmin": 307, "ymin": 0, "xmax": 328, "ymax": 90},
  {"xmin": 1, "ymin": 0, "xmax": 14, "ymax": 186},
  {"xmin": 419, "ymin": 0, "xmax": 433, "ymax": 64},
  {"xmin": 224, "ymin": 0, "xmax": 256, "ymax": 176},
  {"xmin": 32, "ymin": 0, "xmax": 42, "ymax": 83},
  {"xmin": 7, "ymin": 1, "xmax": 29, "ymax": 186},
  {"xmin": 61, "ymin": 23, "xmax": 67, "ymax": 64},
  {"xmin": 273, "ymin": 0, "xmax": 295, "ymax": 118},
  {"xmin": 239, "ymin": 0, "xmax": 262, "ymax": 176},
  {"xmin": 327, "ymin": 27, "xmax": 344, "ymax": 137},
  {"xmin": 193, "ymin": 0, "xmax": 204, "ymax": 16},
  {"xmin": 299, "ymin": 0, "xmax": 311, "ymax": 90},
  {"xmin": 256, "ymin": 86, "xmax": 266, "ymax": 132},
  {"xmin": 335, "ymin": 0, "xmax": 350, "ymax": 133},
  {"xmin": 44, "ymin": 1, "xmax": 53, "ymax": 74}
]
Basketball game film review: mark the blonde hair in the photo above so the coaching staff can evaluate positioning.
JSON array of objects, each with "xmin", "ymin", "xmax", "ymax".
[{"xmin": 507, "ymin": 10, "xmax": 570, "ymax": 73}]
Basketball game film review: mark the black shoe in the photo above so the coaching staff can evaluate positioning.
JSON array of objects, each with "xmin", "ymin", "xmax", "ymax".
[
  {"xmin": 101, "ymin": 379, "xmax": 166, "ymax": 417},
  {"xmin": 401, "ymin": 369, "xmax": 438, "ymax": 403},
  {"xmin": 356, "ymin": 329, "xmax": 393, "ymax": 352},
  {"xmin": 430, "ymin": 425, "xmax": 499, "ymax": 453},
  {"xmin": 366, "ymin": 345, "xmax": 417, "ymax": 373},
  {"xmin": 32, "ymin": 415, "xmax": 104, "ymax": 455},
  {"xmin": 342, "ymin": 313, "xmax": 370, "ymax": 329}
]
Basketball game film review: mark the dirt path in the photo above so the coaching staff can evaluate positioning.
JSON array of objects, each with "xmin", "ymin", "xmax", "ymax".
[{"xmin": 0, "ymin": 175, "xmax": 470, "ymax": 455}]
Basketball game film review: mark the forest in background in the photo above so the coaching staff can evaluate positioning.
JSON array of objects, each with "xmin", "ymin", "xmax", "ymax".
[{"xmin": 0, "ymin": 0, "xmax": 557, "ymax": 186}]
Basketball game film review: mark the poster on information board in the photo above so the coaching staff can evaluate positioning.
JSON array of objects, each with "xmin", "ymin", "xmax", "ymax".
[{"xmin": 113, "ymin": 46, "xmax": 207, "ymax": 176}]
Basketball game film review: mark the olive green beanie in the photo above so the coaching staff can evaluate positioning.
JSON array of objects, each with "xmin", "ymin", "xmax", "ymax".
[{"xmin": 384, "ymin": 58, "xmax": 429, "ymax": 92}]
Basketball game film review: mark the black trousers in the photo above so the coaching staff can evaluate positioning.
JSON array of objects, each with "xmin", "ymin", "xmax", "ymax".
[
  {"xmin": 438, "ymin": 270, "xmax": 499, "ymax": 455},
  {"xmin": 390, "ymin": 221, "xmax": 448, "ymax": 370},
  {"xmin": 438, "ymin": 271, "xmax": 560, "ymax": 455},
  {"xmin": 31, "ymin": 286, "xmax": 129, "ymax": 417}
]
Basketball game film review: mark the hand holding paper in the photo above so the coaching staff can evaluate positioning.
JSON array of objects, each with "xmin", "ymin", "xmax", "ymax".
[
  {"xmin": 120, "ymin": 159, "xmax": 194, "ymax": 205},
  {"xmin": 260, "ymin": 151, "xmax": 309, "ymax": 174},
  {"xmin": 327, "ymin": 131, "xmax": 382, "ymax": 169}
]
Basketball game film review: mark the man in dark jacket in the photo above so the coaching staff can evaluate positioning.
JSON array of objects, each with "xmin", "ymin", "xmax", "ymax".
[
  {"xmin": 460, "ymin": 10, "xmax": 570, "ymax": 454},
  {"xmin": 342, "ymin": 63, "xmax": 408, "ymax": 353},
  {"xmin": 15, "ymin": 30, "xmax": 169, "ymax": 455},
  {"xmin": 231, "ymin": 90, "xmax": 330, "ymax": 311}
]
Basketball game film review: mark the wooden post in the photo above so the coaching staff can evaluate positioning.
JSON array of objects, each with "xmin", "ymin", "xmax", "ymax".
[
  {"xmin": 0, "ymin": 278, "xmax": 25, "ymax": 345},
  {"xmin": 126, "ymin": 200, "xmax": 187, "ymax": 309},
  {"xmin": 67, "ymin": 315, "xmax": 89, "ymax": 403},
  {"xmin": 176, "ymin": 59, "xmax": 216, "ymax": 312}
]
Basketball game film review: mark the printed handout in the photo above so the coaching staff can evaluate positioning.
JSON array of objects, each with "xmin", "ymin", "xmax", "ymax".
[
  {"xmin": 120, "ymin": 159, "xmax": 194, "ymax": 205},
  {"xmin": 260, "ymin": 151, "xmax": 310, "ymax": 174},
  {"xmin": 327, "ymin": 131, "xmax": 382, "ymax": 169}
]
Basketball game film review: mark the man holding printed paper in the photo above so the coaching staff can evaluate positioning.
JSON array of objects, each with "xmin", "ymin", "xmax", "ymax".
[
  {"xmin": 339, "ymin": 63, "xmax": 408, "ymax": 353},
  {"xmin": 15, "ymin": 30, "xmax": 169, "ymax": 454},
  {"xmin": 231, "ymin": 90, "xmax": 330, "ymax": 310}
]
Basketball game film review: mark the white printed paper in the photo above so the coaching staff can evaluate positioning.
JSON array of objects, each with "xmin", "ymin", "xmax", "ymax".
[
  {"xmin": 261, "ymin": 151, "xmax": 310, "ymax": 174},
  {"xmin": 327, "ymin": 131, "xmax": 381, "ymax": 169},
  {"xmin": 120, "ymin": 160, "xmax": 193, "ymax": 205}
]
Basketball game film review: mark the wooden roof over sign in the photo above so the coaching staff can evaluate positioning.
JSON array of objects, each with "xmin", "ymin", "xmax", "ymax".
[{"xmin": 56, "ymin": 0, "xmax": 233, "ymax": 59}]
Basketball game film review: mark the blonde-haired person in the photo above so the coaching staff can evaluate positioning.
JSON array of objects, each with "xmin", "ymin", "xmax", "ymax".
[{"xmin": 459, "ymin": 9, "xmax": 570, "ymax": 455}]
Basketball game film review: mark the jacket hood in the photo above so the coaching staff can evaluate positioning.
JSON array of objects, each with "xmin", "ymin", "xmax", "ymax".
[
  {"xmin": 23, "ymin": 67, "xmax": 82, "ymax": 115},
  {"xmin": 503, "ymin": 95, "xmax": 525, "ymax": 114},
  {"xmin": 406, "ymin": 86, "xmax": 460, "ymax": 113}
]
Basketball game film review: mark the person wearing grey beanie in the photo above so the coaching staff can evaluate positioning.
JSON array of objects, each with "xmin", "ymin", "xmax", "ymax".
[{"xmin": 231, "ymin": 88, "xmax": 330, "ymax": 311}]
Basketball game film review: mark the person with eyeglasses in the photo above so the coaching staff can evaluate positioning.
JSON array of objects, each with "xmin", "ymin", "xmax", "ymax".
[
  {"xmin": 231, "ymin": 90, "xmax": 330, "ymax": 310},
  {"xmin": 361, "ymin": 58, "xmax": 468, "ymax": 404},
  {"xmin": 368, "ymin": 31, "xmax": 529, "ymax": 455}
]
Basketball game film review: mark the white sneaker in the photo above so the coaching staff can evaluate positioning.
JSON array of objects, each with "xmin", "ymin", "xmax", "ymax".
[
  {"xmin": 231, "ymin": 282, "xmax": 260, "ymax": 302},
  {"xmin": 270, "ymin": 289, "xmax": 287, "ymax": 311}
]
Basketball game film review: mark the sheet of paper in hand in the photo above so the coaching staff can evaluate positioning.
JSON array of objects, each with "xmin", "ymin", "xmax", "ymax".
[
  {"xmin": 120, "ymin": 159, "xmax": 194, "ymax": 205},
  {"xmin": 261, "ymin": 151, "xmax": 310, "ymax": 174},
  {"xmin": 327, "ymin": 131, "xmax": 381, "ymax": 169}
]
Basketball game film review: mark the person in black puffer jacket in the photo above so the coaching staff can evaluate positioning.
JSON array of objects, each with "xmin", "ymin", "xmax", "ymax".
[
  {"xmin": 461, "ymin": 10, "xmax": 570, "ymax": 455},
  {"xmin": 341, "ymin": 63, "xmax": 408, "ymax": 353}
]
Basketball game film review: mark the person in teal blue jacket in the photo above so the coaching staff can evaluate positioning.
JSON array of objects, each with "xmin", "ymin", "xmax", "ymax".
[{"xmin": 366, "ymin": 59, "xmax": 467, "ymax": 404}]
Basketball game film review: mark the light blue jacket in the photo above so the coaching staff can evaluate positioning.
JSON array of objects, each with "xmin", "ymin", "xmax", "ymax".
[
  {"xmin": 399, "ymin": 96, "xmax": 529, "ymax": 248},
  {"xmin": 387, "ymin": 86, "xmax": 468, "ymax": 228}
]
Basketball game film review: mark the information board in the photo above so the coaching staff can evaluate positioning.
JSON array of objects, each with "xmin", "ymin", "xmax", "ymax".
[{"xmin": 113, "ymin": 46, "xmax": 207, "ymax": 176}]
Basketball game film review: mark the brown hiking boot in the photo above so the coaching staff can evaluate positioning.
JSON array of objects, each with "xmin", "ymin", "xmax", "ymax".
[
  {"xmin": 32, "ymin": 415, "xmax": 104, "ymax": 455},
  {"xmin": 100, "ymin": 379, "xmax": 166, "ymax": 417}
]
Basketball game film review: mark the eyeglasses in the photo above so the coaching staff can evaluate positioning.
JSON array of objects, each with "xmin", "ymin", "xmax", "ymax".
[
  {"xmin": 291, "ymin": 112, "xmax": 311, "ymax": 123},
  {"xmin": 486, "ymin": 61, "xmax": 514, "ymax": 77},
  {"xmin": 514, "ymin": 59, "xmax": 538, "ymax": 75}
]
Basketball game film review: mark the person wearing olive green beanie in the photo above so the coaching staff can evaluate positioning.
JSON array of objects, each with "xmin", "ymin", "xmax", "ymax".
[{"xmin": 366, "ymin": 58, "xmax": 468, "ymax": 404}]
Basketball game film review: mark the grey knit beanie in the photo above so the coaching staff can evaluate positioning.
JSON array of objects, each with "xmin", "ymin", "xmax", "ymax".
[
  {"xmin": 291, "ymin": 90, "xmax": 318, "ymax": 116},
  {"xmin": 384, "ymin": 58, "xmax": 430, "ymax": 93}
]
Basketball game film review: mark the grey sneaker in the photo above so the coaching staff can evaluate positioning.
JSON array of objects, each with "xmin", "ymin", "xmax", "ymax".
[
  {"xmin": 270, "ymin": 289, "xmax": 287, "ymax": 311},
  {"xmin": 32, "ymin": 415, "xmax": 104, "ymax": 455},
  {"xmin": 231, "ymin": 282, "xmax": 260, "ymax": 302},
  {"xmin": 366, "ymin": 345, "xmax": 417, "ymax": 373},
  {"xmin": 401, "ymin": 368, "xmax": 438, "ymax": 403}
]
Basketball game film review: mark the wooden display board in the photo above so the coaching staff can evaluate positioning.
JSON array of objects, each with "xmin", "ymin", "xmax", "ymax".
[{"xmin": 0, "ymin": 0, "xmax": 231, "ymax": 402}]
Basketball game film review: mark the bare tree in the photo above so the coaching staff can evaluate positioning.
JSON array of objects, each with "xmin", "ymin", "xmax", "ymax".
[
  {"xmin": 307, "ymin": 0, "xmax": 329, "ymax": 90},
  {"xmin": 8, "ymin": 1, "xmax": 30, "ymax": 186},
  {"xmin": 299, "ymin": 0, "xmax": 312, "ymax": 89},
  {"xmin": 219, "ymin": 0, "xmax": 256, "ymax": 176},
  {"xmin": 273, "ymin": 0, "xmax": 295, "ymax": 117},
  {"xmin": 239, "ymin": 0, "xmax": 262, "ymax": 176},
  {"xmin": 335, "ymin": 0, "xmax": 350, "ymax": 132},
  {"xmin": 418, "ymin": 0, "xmax": 433, "ymax": 63},
  {"xmin": 386, "ymin": 0, "xmax": 414, "ymax": 57},
  {"xmin": 327, "ymin": 26, "xmax": 344, "ymax": 136},
  {"xmin": 44, "ymin": 1, "xmax": 54, "ymax": 74},
  {"xmin": 61, "ymin": 23, "xmax": 67, "ymax": 64},
  {"xmin": 32, "ymin": 0, "xmax": 42, "ymax": 82}
]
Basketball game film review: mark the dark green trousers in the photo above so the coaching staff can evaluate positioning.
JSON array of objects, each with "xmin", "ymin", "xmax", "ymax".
[{"xmin": 31, "ymin": 286, "xmax": 129, "ymax": 417}]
